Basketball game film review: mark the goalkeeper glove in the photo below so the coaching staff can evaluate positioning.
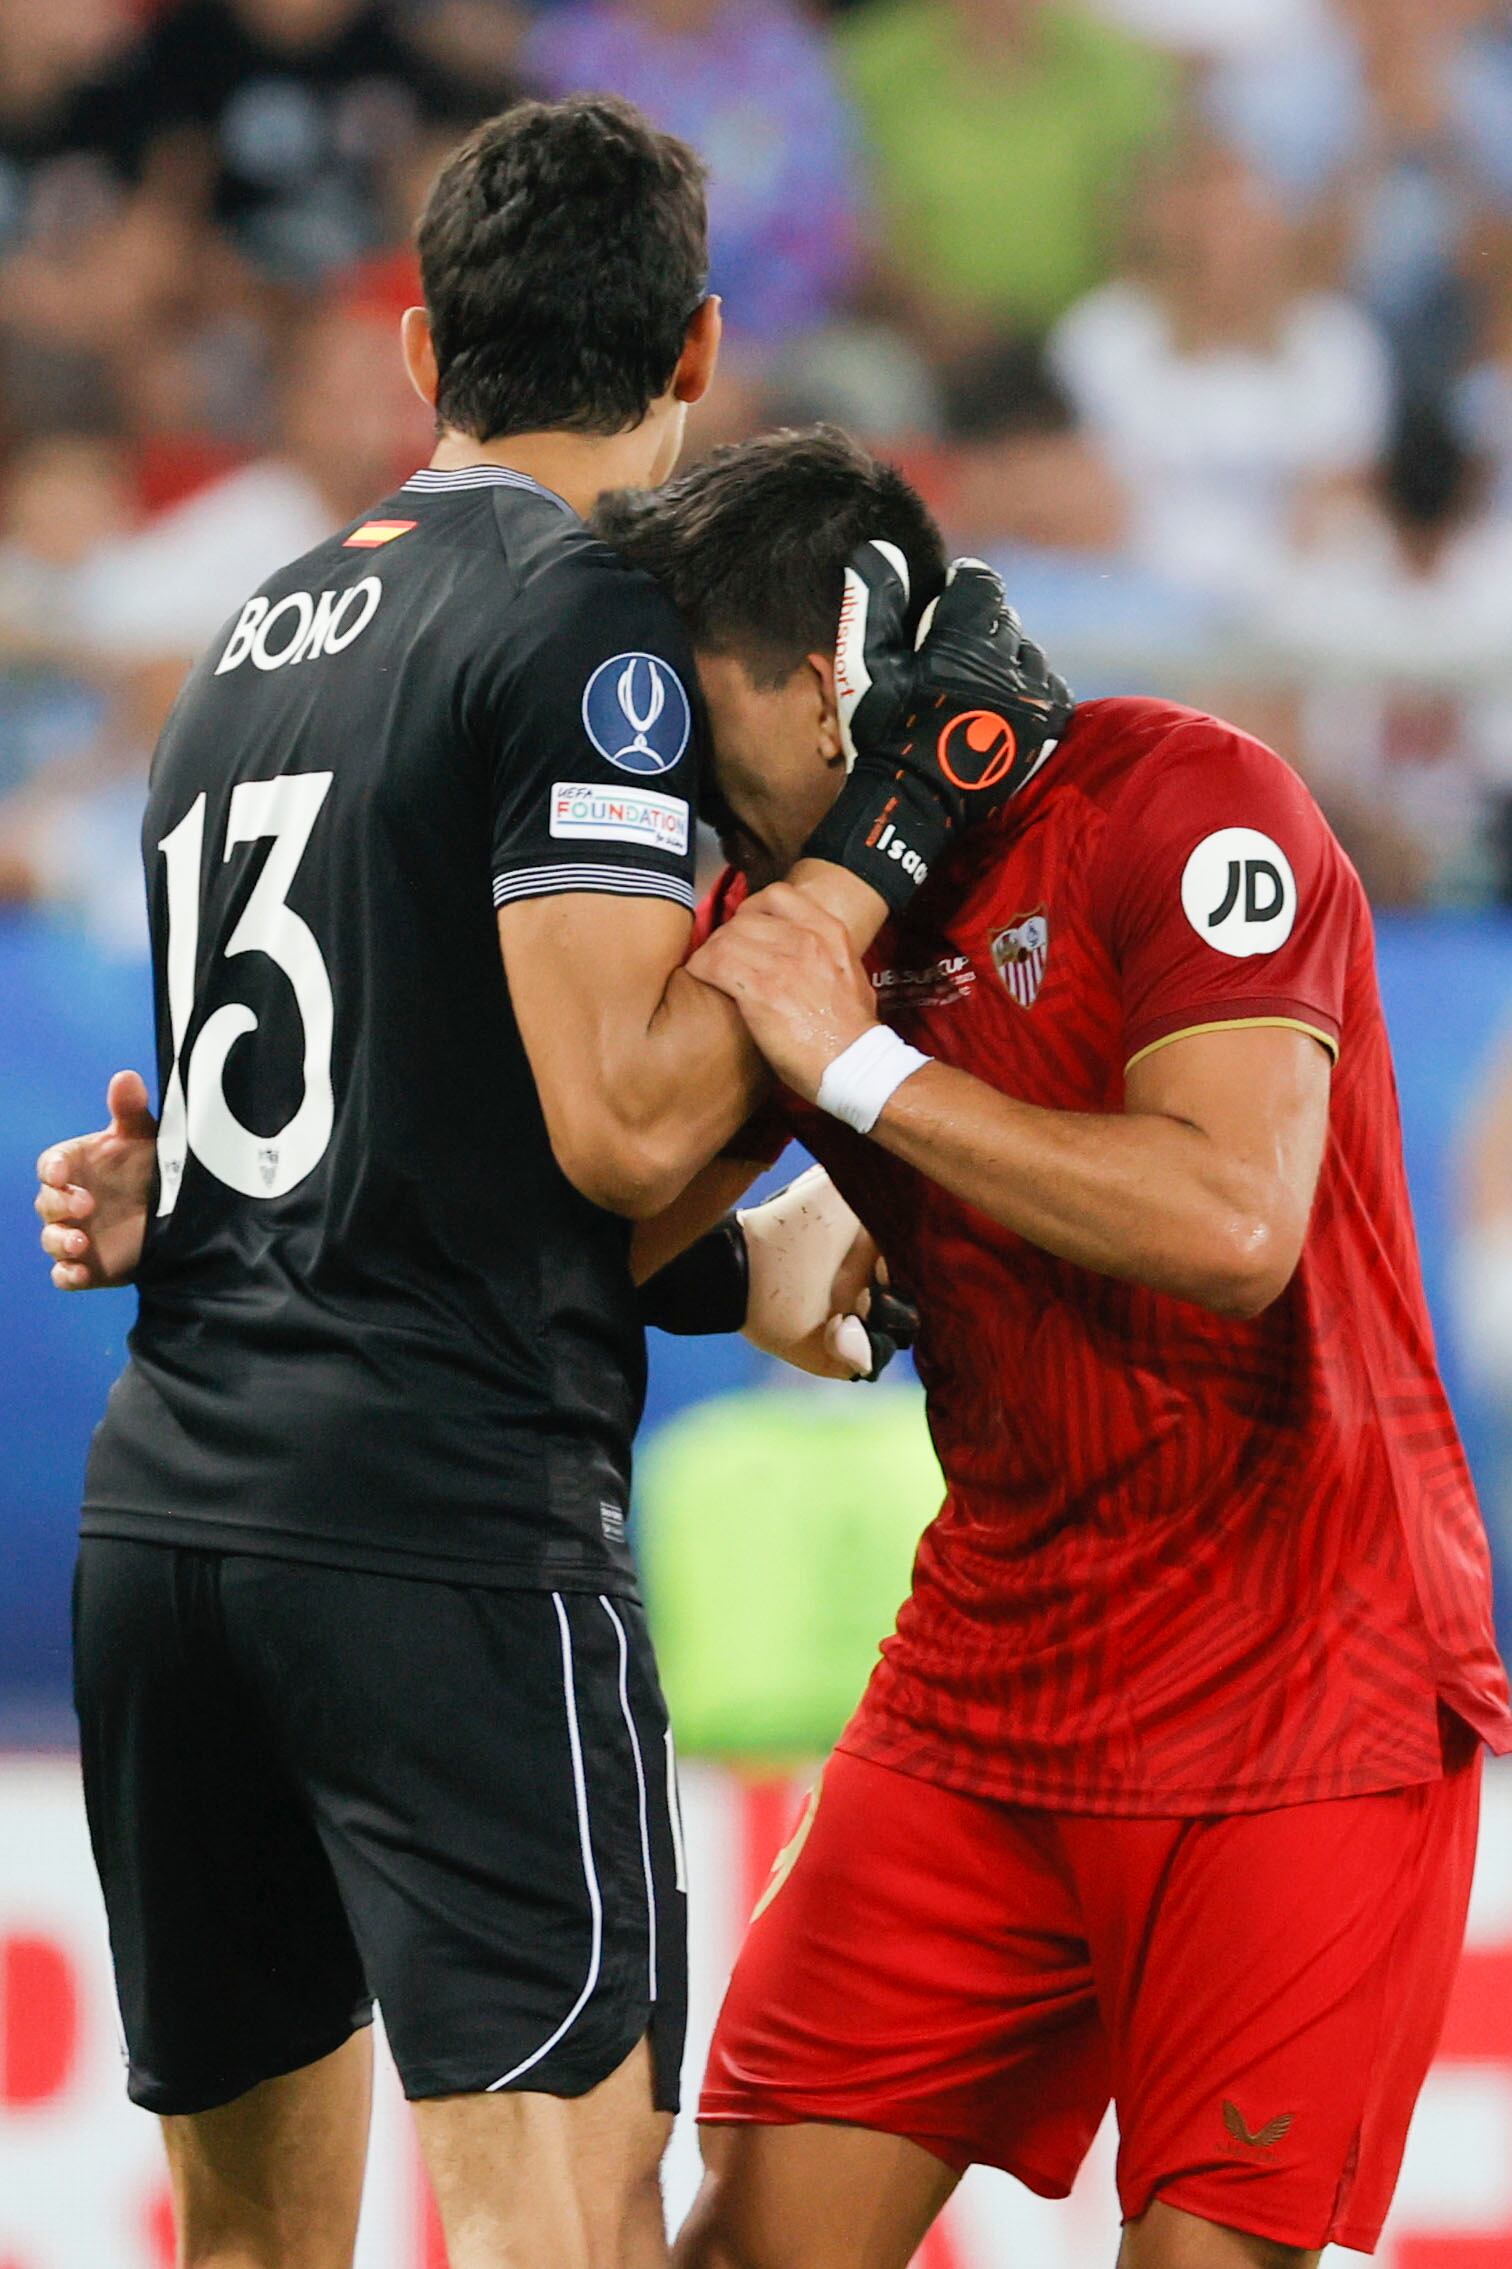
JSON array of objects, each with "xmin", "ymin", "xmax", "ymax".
[
  {"xmin": 804, "ymin": 542, "xmax": 1073, "ymax": 915},
  {"xmin": 639, "ymin": 1168, "xmax": 918, "ymax": 1383}
]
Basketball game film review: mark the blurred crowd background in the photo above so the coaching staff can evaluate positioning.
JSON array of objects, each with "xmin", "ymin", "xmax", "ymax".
[
  {"xmin": 4, "ymin": 0, "xmax": 1512, "ymax": 1731},
  {"xmin": 13, "ymin": 0, "xmax": 1512, "ymax": 930},
  {"xmin": 5, "ymin": 16, "xmax": 1512, "ymax": 2253}
]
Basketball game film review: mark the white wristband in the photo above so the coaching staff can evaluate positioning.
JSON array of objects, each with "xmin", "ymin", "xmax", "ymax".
[{"xmin": 816, "ymin": 1026, "xmax": 931, "ymax": 1134}]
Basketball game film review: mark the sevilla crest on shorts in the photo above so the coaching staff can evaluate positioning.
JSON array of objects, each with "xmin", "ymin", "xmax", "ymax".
[{"xmin": 991, "ymin": 909, "xmax": 1050, "ymax": 1007}]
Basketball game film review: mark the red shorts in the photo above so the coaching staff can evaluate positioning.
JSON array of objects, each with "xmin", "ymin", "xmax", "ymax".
[{"xmin": 701, "ymin": 1738, "xmax": 1482, "ymax": 2254}]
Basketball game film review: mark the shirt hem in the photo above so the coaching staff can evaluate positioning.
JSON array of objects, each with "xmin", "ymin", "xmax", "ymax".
[
  {"xmin": 835, "ymin": 1721, "xmax": 1459, "ymax": 1819},
  {"xmin": 79, "ymin": 1507, "xmax": 642, "ymax": 1597}
]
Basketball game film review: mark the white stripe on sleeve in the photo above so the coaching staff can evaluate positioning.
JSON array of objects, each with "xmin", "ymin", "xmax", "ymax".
[{"xmin": 492, "ymin": 864, "xmax": 695, "ymax": 912}]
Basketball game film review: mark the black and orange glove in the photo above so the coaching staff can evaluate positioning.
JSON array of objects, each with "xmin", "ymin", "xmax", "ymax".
[{"xmin": 803, "ymin": 543, "xmax": 1074, "ymax": 914}]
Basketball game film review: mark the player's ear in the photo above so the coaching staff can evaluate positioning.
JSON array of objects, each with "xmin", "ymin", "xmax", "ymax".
[
  {"xmin": 400, "ymin": 307, "xmax": 440, "ymax": 412},
  {"xmin": 673, "ymin": 295, "xmax": 722, "ymax": 406},
  {"xmin": 807, "ymin": 649, "xmax": 844, "ymax": 766}
]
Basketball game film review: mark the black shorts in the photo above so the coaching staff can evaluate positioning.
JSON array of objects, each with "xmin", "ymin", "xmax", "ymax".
[{"xmin": 73, "ymin": 1539, "xmax": 688, "ymax": 2117}]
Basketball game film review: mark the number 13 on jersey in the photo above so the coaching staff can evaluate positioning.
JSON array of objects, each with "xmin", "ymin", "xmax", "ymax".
[{"xmin": 156, "ymin": 772, "xmax": 335, "ymax": 1213}]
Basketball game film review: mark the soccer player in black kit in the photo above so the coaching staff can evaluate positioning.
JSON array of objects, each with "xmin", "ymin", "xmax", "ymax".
[{"xmin": 32, "ymin": 99, "xmax": 1070, "ymax": 2269}]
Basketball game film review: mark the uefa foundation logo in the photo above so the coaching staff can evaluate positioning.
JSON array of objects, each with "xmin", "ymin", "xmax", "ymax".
[{"xmin": 583, "ymin": 652, "xmax": 692, "ymax": 776}]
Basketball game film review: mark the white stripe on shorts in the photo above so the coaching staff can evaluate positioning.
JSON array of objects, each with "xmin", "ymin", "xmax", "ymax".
[
  {"xmin": 601, "ymin": 1596, "xmax": 657, "ymax": 2003},
  {"xmin": 487, "ymin": 1594, "xmax": 603, "ymax": 2089},
  {"xmin": 665, "ymin": 1724, "xmax": 688, "ymax": 1894}
]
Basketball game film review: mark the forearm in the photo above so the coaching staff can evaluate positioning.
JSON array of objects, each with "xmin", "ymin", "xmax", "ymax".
[
  {"xmin": 605, "ymin": 863, "xmax": 888, "ymax": 1207},
  {"xmin": 786, "ymin": 858, "xmax": 890, "ymax": 937},
  {"xmin": 873, "ymin": 1062, "xmax": 1284, "ymax": 1316},
  {"xmin": 629, "ymin": 1156, "xmax": 762, "ymax": 1283}
]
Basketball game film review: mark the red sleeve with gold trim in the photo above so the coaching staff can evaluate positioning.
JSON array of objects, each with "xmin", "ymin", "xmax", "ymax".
[{"xmin": 1092, "ymin": 718, "xmax": 1353, "ymax": 1070}]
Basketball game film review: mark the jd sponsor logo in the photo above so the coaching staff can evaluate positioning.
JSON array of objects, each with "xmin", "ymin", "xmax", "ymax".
[
  {"xmin": 1180, "ymin": 828, "xmax": 1297, "ymax": 958},
  {"xmin": 216, "ymin": 577, "xmax": 383, "ymax": 675},
  {"xmin": 550, "ymin": 782, "xmax": 689, "ymax": 856}
]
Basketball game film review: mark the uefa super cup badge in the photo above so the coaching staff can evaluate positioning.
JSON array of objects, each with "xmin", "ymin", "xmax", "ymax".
[
  {"xmin": 582, "ymin": 652, "xmax": 692, "ymax": 775},
  {"xmin": 991, "ymin": 910, "xmax": 1050, "ymax": 1007}
]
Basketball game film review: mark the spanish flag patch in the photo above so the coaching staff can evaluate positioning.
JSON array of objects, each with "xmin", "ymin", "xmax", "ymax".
[{"xmin": 344, "ymin": 519, "xmax": 417, "ymax": 548}]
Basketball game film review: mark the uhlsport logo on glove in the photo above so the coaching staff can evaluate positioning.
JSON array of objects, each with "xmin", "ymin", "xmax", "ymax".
[
  {"xmin": 937, "ymin": 709, "xmax": 1019, "ymax": 792},
  {"xmin": 582, "ymin": 653, "xmax": 691, "ymax": 776}
]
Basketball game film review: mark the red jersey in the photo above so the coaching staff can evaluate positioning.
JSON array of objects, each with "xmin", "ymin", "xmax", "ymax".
[{"xmin": 699, "ymin": 697, "xmax": 1512, "ymax": 1814}]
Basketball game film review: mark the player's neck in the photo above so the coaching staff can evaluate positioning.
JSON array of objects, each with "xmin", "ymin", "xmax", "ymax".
[{"xmin": 426, "ymin": 426, "xmax": 671, "ymax": 519}]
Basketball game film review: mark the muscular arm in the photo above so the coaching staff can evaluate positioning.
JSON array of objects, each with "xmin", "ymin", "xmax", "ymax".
[
  {"xmin": 871, "ymin": 1025, "xmax": 1332, "ymax": 1317},
  {"xmin": 692, "ymin": 886, "xmax": 1333, "ymax": 1319},
  {"xmin": 497, "ymin": 860, "xmax": 881, "ymax": 1220},
  {"xmin": 628, "ymin": 1155, "xmax": 764, "ymax": 1283}
]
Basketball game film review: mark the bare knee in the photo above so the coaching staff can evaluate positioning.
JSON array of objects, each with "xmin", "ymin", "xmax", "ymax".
[
  {"xmin": 672, "ymin": 2167, "xmax": 760, "ymax": 2269},
  {"xmin": 163, "ymin": 2033, "xmax": 371, "ymax": 2269},
  {"xmin": 673, "ymin": 2140, "xmax": 790, "ymax": 2269},
  {"xmin": 417, "ymin": 2037, "xmax": 671, "ymax": 2269},
  {"xmin": 673, "ymin": 2122, "xmax": 954, "ymax": 2269},
  {"xmin": 618, "ymin": 2161, "xmax": 673, "ymax": 2269},
  {"xmin": 1120, "ymin": 2199, "xmax": 1319, "ymax": 2269}
]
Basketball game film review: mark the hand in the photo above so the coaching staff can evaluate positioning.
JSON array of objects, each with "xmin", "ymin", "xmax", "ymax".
[
  {"xmin": 35, "ymin": 1070, "xmax": 157, "ymax": 1291},
  {"xmin": 740, "ymin": 1165, "xmax": 917, "ymax": 1382},
  {"xmin": 689, "ymin": 882, "xmax": 876, "ymax": 1104},
  {"xmin": 803, "ymin": 543, "xmax": 1073, "ymax": 914}
]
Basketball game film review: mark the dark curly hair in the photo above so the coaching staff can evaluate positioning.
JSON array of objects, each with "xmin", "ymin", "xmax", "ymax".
[
  {"xmin": 593, "ymin": 426, "xmax": 948, "ymax": 685},
  {"xmin": 417, "ymin": 96, "xmax": 708, "ymax": 441}
]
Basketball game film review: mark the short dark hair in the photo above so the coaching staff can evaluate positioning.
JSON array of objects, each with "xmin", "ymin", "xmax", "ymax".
[
  {"xmin": 417, "ymin": 96, "xmax": 708, "ymax": 441},
  {"xmin": 593, "ymin": 426, "xmax": 948, "ymax": 684}
]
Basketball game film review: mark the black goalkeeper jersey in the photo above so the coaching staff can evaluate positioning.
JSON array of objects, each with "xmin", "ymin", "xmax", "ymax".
[{"xmin": 82, "ymin": 464, "xmax": 706, "ymax": 1590}]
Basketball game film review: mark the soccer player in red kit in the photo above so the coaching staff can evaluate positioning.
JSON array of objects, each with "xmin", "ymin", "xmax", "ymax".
[
  {"xmin": 595, "ymin": 435, "xmax": 1512, "ymax": 2269},
  {"xmin": 38, "ymin": 426, "xmax": 1512, "ymax": 2267}
]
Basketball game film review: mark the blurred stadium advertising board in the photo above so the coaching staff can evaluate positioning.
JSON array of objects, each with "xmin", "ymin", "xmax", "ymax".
[{"xmin": 0, "ymin": 1756, "xmax": 1508, "ymax": 2268}]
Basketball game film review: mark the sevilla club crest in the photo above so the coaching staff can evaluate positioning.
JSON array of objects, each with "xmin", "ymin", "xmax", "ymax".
[{"xmin": 991, "ymin": 909, "xmax": 1049, "ymax": 1007}]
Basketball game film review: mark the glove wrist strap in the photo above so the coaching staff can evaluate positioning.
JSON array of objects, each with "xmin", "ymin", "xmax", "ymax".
[
  {"xmin": 802, "ymin": 767, "xmax": 951, "ymax": 914},
  {"xmin": 817, "ymin": 1027, "xmax": 931, "ymax": 1135},
  {"xmin": 637, "ymin": 1212, "xmax": 749, "ymax": 1334}
]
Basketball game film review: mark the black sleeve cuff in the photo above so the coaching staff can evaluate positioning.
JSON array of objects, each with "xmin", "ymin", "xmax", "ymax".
[{"xmin": 638, "ymin": 1213, "xmax": 750, "ymax": 1335}]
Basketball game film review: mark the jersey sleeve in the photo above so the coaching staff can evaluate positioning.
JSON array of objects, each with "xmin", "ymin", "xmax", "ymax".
[
  {"xmin": 1092, "ymin": 718, "xmax": 1355, "ymax": 1072},
  {"xmin": 484, "ymin": 542, "xmax": 704, "ymax": 916}
]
